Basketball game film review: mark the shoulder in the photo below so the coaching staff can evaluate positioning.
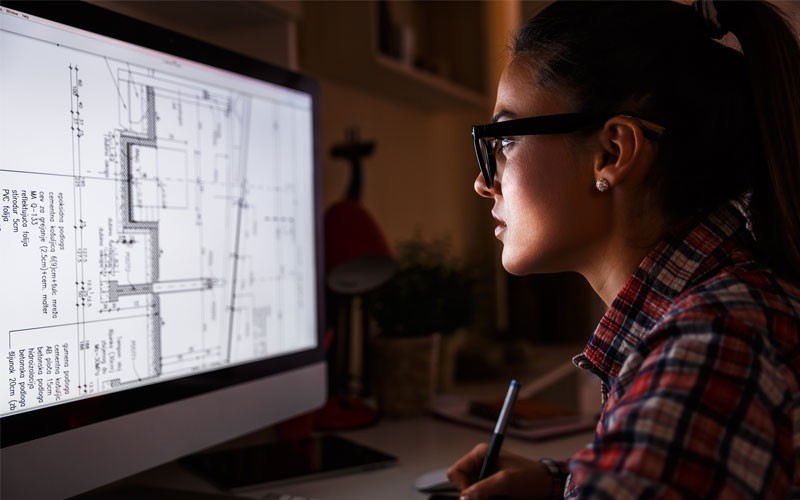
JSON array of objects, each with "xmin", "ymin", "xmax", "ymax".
[
  {"xmin": 585, "ymin": 268, "xmax": 800, "ymax": 500},
  {"xmin": 625, "ymin": 266, "xmax": 800, "ymax": 391},
  {"xmin": 607, "ymin": 267, "xmax": 800, "ymax": 427},
  {"xmin": 660, "ymin": 266, "xmax": 799, "ymax": 343}
]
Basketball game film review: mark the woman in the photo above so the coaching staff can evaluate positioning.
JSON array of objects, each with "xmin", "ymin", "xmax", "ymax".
[{"xmin": 449, "ymin": 1, "xmax": 800, "ymax": 498}]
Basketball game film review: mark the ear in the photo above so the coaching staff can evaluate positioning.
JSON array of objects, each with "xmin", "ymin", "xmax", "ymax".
[{"xmin": 592, "ymin": 116, "xmax": 656, "ymax": 189}]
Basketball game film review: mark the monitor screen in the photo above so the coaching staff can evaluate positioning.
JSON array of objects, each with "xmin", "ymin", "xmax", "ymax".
[{"xmin": 0, "ymin": 2, "xmax": 326, "ymax": 497}]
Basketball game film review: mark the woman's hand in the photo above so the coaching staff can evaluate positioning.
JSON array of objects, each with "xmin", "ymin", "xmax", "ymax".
[{"xmin": 447, "ymin": 443, "xmax": 553, "ymax": 500}]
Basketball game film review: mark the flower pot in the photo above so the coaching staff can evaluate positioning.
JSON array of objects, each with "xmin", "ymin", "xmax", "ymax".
[{"xmin": 371, "ymin": 333, "xmax": 440, "ymax": 418}]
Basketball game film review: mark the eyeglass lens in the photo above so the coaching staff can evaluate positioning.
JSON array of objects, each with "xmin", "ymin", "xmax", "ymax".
[{"xmin": 479, "ymin": 138, "xmax": 496, "ymax": 187}]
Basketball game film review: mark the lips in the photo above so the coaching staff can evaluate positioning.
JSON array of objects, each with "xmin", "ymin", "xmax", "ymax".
[{"xmin": 492, "ymin": 213, "xmax": 507, "ymax": 238}]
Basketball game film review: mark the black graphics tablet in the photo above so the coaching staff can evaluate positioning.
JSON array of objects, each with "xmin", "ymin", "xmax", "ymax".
[{"xmin": 181, "ymin": 434, "xmax": 397, "ymax": 491}]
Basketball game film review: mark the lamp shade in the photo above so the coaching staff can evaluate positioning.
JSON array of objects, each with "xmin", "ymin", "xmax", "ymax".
[{"xmin": 324, "ymin": 199, "xmax": 396, "ymax": 294}]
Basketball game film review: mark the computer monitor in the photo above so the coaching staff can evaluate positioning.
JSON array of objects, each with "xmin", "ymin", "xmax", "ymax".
[{"xmin": 0, "ymin": 2, "xmax": 326, "ymax": 498}]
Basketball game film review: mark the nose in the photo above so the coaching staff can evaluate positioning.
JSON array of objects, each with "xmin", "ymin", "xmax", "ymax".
[{"xmin": 474, "ymin": 172, "xmax": 494, "ymax": 198}]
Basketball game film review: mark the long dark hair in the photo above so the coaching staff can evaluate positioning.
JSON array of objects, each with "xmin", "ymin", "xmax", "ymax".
[{"xmin": 514, "ymin": 1, "xmax": 800, "ymax": 279}]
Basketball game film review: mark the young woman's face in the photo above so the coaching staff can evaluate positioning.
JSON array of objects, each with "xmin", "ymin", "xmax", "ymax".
[{"xmin": 474, "ymin": 58, "xmax": 607, "ymax": 275}]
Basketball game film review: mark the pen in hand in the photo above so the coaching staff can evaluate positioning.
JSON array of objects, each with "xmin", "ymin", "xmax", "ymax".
[{"xmin": 477, "ymin": 379, "xmax": 521, "ymax": 480}]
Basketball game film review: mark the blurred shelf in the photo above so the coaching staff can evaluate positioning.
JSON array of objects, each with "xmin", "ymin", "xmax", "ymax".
[
  {"xmin": 298, "ymin": 0, "xmax": 489, "ymax": 111},
  {"xmin": 373, "ymin": 53, "xmax": 488, "ymax": 110}
]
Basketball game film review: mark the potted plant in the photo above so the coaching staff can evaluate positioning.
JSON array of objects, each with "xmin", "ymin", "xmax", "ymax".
[{"xmin": 363, "ymin": 235, "xmax": 476, "ymax": 417}]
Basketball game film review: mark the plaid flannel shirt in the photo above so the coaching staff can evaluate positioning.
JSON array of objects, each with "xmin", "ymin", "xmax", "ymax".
[{"xmin": 546, "ymin": 202, "xmax": 800, "ymax": 499}]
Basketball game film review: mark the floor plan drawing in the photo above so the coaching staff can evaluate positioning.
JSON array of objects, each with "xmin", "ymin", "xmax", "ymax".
[{"xmin": 1, "ymin": 23, "xmax": 317, "ymax": 415}]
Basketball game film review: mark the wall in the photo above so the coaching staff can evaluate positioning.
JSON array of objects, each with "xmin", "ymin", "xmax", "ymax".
[
  {"xmin": 297, "ymin": 1, "xmax": 507, "ymax": 339},
  {"xmin": 298, "ymin": 2, "xmax": 495, "ymax": 260},
  {"xmin": 316, "ymin": 80, "xmax": 489, "ymax": 262}
]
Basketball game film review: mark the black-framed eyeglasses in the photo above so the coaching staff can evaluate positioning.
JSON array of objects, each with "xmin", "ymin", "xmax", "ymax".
[{"xmin": 471, "ymin": 112, "xmax": 667, "ymax": 188}]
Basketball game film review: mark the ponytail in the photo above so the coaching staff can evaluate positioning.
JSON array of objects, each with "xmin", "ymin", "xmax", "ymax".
[{"xmin": 720, "ymin": 2, "xmax": 800, "ymax": 280}]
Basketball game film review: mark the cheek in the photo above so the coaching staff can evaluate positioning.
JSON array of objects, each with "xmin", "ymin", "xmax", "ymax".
[
  {"xmin": 504, "ymin": 176, "xmax": 549, "ymax": 234},
  {"xmin": 504, "ymin": 146, "xmax": 577, "ymax": 225},
  {"xmin": 500, "ymin": 142, "xmax": 596, "ymax": 271}
]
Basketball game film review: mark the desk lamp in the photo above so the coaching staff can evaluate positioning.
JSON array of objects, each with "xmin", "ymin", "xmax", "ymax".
[{"xmin": 316, "ymin": 128, "xmax": 396, "ymax": 429}]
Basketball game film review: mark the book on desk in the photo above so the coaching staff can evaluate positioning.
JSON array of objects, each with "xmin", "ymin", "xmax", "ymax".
[
  {"xmin": 431, "ymin": 396, "xmax": 596, "ymax": 441},
  {"xmin": 431, "ymin": 360, "xmax": 599, "ymax": 441}
]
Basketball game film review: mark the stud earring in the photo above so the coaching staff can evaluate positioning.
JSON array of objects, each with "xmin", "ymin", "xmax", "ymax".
[{"xmin": 595, "ymin": 178, "xmax": 610, "ymax": 192}]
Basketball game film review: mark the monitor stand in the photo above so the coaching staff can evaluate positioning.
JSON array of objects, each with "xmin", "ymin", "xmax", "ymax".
[{"xmin": 179, "ymin": 434, "xmax": 397, "ymax": 492}]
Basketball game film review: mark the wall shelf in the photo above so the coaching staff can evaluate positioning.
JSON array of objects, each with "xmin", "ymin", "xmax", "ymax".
[
  {"xmin": 373, "ymin": 53, "xmax": 487, "ymax": 109},
  {"xmin": 298, "ymin": 1, "xmax": 489, "ymax": 112}
]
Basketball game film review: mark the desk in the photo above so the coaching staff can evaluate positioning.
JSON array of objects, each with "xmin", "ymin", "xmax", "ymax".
[{"xmin": 122, "ymin": 417, "xmax": 594, "ymax": 500}]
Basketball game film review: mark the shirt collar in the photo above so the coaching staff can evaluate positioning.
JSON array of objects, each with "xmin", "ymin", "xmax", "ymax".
[{"xmin": 575, "ymin": 202, "xmax": 752, "ymax": 383}]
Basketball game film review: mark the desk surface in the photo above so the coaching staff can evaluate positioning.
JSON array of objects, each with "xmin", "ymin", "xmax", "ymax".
[{"xmin": 125, "ymin": 417, "xmax": 594, "ymax": 500}]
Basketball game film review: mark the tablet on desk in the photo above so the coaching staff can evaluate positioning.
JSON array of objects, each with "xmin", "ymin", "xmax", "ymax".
[{"xmin": 181, "ymin": 434, "xmax": 397, "ymax": 492}]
